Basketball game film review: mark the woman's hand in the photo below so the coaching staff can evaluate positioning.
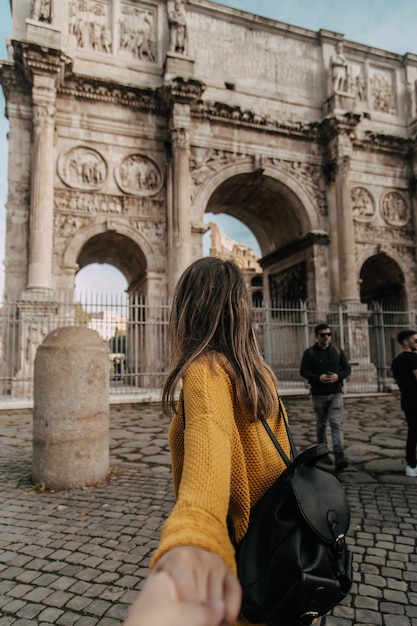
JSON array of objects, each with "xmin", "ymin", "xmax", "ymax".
[
  {"xmin": 124, "ymin": 570, "xmax": 227, "ymax": 626},
  {"xmin": 153, "ymin": 546, "xmax": 242, "ymax": 625}
]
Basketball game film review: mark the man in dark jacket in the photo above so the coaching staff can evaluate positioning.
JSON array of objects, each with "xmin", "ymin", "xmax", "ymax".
[
  {"xmin": 300, "ymin": 323, "xmax": 351, "ymax": 470},
  {"xmin": 391, "ymin": 329, "xmax": 417, "ymax": 477}
]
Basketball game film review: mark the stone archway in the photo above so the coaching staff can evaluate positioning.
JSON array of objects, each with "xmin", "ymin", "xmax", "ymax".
[
  {"xmin": 360, "ymin": 253, "xmax": 406, "ymax": 305},
  {"xmin": 77, "ymin": 231, "xmax": 147, "ymax": 295},
  {"xmin": 206, "ymin": 172, "xmax": 308, "ymax": 255},
  {"xmin": 197, "ymin": 167, "xmax": 326, "ymax": 304}
]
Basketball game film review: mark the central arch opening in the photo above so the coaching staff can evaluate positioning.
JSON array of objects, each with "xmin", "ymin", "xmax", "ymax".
[{"xmin": 204, "ymin": 171, "xmax": 313, "ymax": 303}]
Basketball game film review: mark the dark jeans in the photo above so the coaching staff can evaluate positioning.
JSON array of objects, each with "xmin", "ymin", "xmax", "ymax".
[{"xmin": 401, "ymin": 397, "xmax": 417, "ymax": 468}]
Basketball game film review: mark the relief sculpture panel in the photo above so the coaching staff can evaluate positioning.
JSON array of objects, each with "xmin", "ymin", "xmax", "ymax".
[
  {"xmin": 115, "ymin": 154, "xmax": 163, "ymax": 196},
  {"xmin": 369, "ymin": 66, "xmax": 397, "ymax": 114},
  {"xmin": 58, "ymin": 146, "xmax": 107, "ymax": 190},
  {"xmin": 119, "ymin": 2, "xmax": 157, "ymax": 61},
  {"xmin": 351, "ymin": 187, "xmax": 375, "ymax": 221},
  {"xmin": 68, "ymin": 0, "xmax": 112, "ymax": 53},
  {"xmin": 381, "ymin": 191, "xmax": 409, "ymax": 226}
]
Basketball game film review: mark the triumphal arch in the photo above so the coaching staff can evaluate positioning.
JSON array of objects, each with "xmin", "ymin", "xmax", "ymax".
[{"xmin": 1, "ymin": 0, "xmax": 417, "ymax": 389}]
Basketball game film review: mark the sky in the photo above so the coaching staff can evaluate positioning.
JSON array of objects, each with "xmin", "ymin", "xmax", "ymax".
[{"xmin": 0, "ymin": 0, "xmax": 416, "ymax": 293}]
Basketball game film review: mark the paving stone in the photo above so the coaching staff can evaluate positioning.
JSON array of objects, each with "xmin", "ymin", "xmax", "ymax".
[{"xmin": 1, "ymin": 397, "xmax": 417, "ymax": 625}]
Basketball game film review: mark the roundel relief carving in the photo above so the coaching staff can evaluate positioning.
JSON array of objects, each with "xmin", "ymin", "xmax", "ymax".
[
  {"xmin": 115, "ymin": 154, "xmax": 163, "ymax": 196},
  {"xmin": 351, "ymin": 187, "xmax": 375, "ymax": 222},
  {"xmin": 381, "ymin": 191, "xmax": 409, "ymax": 226},
  {"xmin": 58, "ymin": 146, "xmax": 107, "ymax": 190}
]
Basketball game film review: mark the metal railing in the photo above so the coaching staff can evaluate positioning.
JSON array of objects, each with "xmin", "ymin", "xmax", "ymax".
[{"xmin": 0, "ymin": 293, "xmax": 413, "ymax": 402}]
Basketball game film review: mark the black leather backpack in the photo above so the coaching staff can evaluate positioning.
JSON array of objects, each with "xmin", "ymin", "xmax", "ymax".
[{"xmin": 235, "ymin": 406, "xmax": 353, "ymax": 626}]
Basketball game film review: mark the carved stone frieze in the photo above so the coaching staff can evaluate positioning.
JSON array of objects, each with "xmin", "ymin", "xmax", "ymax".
[
  {"xmin": 269, "ymin": 158, "xmax": 328, "ymax": 217},
  {"xmin": 54, "ymin": 213, "xmax": 91, "ymax": 238},
  {"xmin": 369, "ymin": 67, "xmax": 397, "ymax": 114},
  {"xmin": 192, "ymin": 100, "xmax": 320, "ymax": 138},
  {"xmin": 55, "ymin": 190, "xmax": 126, "ymax": 214},
  {"xmin": 130, "ymin": 219, "xmax": 167, "ymax": 263},
  {"xmin": 351, "ymin": 187, "xmax": 375, "ymax": 222},
  {"xmin": 54, "ymin": 189, "xmax": 165, "ymax": 219},
  {"xmin": 119, "ymin": 3, "xmax": 156, "ymax": 61},
  {"xmin": 123, "ymin": 196, "xmax": 165, "ymax": 218},
  {"xmin": 115, "ymin": 154, "xmax": 163, "ymax": 196},
  {"xmin": 58, "ymin": 146, "xmax": 107, "ymax": 190},
  {"xmin": 189, "ymin": 147, "xmax": 249, "ymax": 195},
  {"xmin": 59, "ymin": 76, "xmax": 161, "ymax": 111},
  {"xmin": 68, "ymin": 0, "xmax": 112, "ymax": 54},
  {"xmin": 357, "ymin": 131, "xmax": 410, "ymax": 155},
  {"xmin": 131, "ymin": 220, "xmax": 165, "ymax": 239},
  {"xmin": 381, "ymin": 191, "xmax": 409, "ymax": 226},
  {"xmin": 354, "ymin": 221, "xmax": 414, "ymax": 244}
]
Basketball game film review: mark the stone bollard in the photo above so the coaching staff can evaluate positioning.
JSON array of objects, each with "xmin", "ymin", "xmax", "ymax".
[{"xmin": 32, "ymin": 326, "xmax": 110, "ymax": 490}]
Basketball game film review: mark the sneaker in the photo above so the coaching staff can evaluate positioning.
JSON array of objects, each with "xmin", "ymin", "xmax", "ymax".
[
  {"xmin": 335, "ymin": 454, "xmax": 348, "ymax": 471},
  {"xmin": 405, "ymin": 465, "xmax": 417, "ymax": 477},
  {"xmin": 320, "ymin": 453, "xmax": 333, "ymax": 466}
]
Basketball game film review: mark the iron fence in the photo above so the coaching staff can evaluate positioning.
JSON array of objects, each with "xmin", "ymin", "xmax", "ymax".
[{"xmin": 0, "ymin": 292, "xmax": 413, "ymax": 402}]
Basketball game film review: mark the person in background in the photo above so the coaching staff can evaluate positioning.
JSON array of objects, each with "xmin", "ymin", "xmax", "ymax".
[
  {"xmin": 391, "ymin": 329, "xmax": 417, "ymax": 477},
  {"xmin": 139, "ymin": 256, "xmax": 291, "ymax": 626},
  {"xmin": 123, "ymin": 570, "xmax": 226, "ymax": 626},
  {"xmin": 300, "ymin": 323, "xmax": 351, "ymax": 471}
]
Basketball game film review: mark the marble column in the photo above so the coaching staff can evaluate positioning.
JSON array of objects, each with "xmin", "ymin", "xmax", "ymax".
[
  {"xmin": 168, "ymin": 111, "xmax": 192, "ymax": 292},
  {"xmin": 335, "ymin": 155, "xmax": 359, "ymax": 303},
  {"xmin": 26, "ymin": 73, "xmax": 56, "ymax": 294}
]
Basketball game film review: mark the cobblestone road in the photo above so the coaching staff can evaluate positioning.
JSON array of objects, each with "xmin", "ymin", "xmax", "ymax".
[{"xmin": 1, "ymin": 394, "xmax": 417, "ymax": 625}]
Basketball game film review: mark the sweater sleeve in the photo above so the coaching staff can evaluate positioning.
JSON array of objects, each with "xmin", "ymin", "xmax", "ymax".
[{"xmin": 150, "ymin": 359, "xmax": 237, "ymax": 573}]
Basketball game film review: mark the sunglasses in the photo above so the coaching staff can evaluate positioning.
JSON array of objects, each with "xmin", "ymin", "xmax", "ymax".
[{"xmin": 319, "ymin": 332, "xmax": 331, "ymax": 337}]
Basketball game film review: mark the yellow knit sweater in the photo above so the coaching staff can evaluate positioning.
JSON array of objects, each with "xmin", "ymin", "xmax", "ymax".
[{"xmin": 150, "ymin": 356, "xmax": 291, "ymax": 625}]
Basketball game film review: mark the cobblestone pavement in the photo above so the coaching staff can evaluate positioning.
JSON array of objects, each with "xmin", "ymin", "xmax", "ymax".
[{"xmin": 1, "ymin": 394, "xmax": 417, "ymax": 625}]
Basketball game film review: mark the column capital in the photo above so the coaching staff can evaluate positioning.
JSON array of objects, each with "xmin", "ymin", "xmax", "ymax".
[
  {"xmin": 171, "ymin": 127, "xmax": 190, "ymax": 150},
  {"xmin": 32, "ymin": 101, "xmax": 56, "ymax": 129}
]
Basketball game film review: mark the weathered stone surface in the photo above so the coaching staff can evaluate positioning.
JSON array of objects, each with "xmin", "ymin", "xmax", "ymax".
[{"xmin": 32, "ymin": 326, "xmax": 109, "ymax": 490}]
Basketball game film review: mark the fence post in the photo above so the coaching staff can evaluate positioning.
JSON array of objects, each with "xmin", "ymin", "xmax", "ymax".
[
  {"xmin": 373, "ymin": 302, "xmax": 388, "ymax": 392},
  {"xmin": 301, "ymin": 300, "xmax": 309, "ymax": 350}
]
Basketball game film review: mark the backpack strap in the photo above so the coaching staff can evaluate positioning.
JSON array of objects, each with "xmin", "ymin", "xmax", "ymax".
[{"xmin": 260, "ymin": 394, "xmax": 329, "ymax": 469}]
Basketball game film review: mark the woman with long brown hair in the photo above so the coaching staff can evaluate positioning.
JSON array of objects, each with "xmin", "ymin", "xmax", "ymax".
[{"xmin": 149, "ymin": 257, "xmax": 291, "ymax": 625}]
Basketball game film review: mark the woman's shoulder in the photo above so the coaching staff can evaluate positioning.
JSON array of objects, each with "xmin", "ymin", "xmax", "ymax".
[
  {"xmin": 186, "ymin": 353, "xmax": 230, "ymax": 378},
  {"xmin": 182, "ymin": 354, "xmax": 236, "ymax": 393}
]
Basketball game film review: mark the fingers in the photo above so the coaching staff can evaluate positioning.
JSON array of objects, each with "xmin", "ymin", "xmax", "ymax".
[
  {"xmin": 153, "ymin": 546, "xmax": 241, "ymax": 624},
  {"xmin": 171, "ymin": 599, "xmax": 225, "ymax": 626},
  {"xmin": 223, "ymin": 569, "xmax": 242, "ymax": 624},
  {"xmin": 124, "ymin": 571, "xmax": 226, "ymax": 626}
]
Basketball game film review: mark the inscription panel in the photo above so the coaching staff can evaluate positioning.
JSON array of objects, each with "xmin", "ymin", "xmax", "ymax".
[{"xmin": 188, "ymin": 14, "xmax": 321, "ymax": 100}]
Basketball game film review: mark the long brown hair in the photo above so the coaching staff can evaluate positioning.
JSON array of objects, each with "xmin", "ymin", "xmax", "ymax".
[{"xmin": 162, "ymin": 257, "xmax": 277, "ymax": 419}]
